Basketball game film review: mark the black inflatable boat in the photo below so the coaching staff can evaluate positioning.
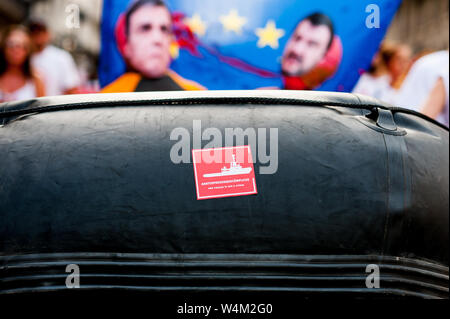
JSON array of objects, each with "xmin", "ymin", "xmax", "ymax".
[{"xmin": 0, "ymin": 91, "xmax": 448, "ymax": 298}]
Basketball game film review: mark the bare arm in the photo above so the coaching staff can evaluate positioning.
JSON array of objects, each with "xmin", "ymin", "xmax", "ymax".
[
  {"xmin": 64, "ymin": 87, "xmax": 80, "ymax": 95},
  {"xmin": 420, "ymin": 77, "xmax": 446, "ymax": 120},
  {"xmin": 33, "ymin": 75, "xmax": 46, "ymax": 97}
]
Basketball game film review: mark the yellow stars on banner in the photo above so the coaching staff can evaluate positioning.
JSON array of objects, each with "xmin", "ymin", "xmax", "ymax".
[
  {"xmin": 220, "ymin": 9, "xmax": 247, "ymax": 35},
  {"xmin": 255, "ymin": 20, "xmax": 285, "ymax": 49},
  {"xmin": 184, "ymin": 12, "xmax": 285, "ymax": 50},
  {"xmin": 185, "ymin": 14, "xmax": 208, "ymax": 37}
]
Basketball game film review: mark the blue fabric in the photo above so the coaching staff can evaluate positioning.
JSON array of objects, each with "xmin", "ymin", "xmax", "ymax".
[{"xmin": 99, "ymin": 0, "xmax": 402, "ymax": 91}]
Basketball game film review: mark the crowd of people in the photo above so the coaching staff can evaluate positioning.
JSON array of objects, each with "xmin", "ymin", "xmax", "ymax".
[
  {"xmin": 353, "ymin": 42, "xmax": 449, "ymax": 127},
  {"xmin": 0, "ymin": 20, "xmax": 80, "ymax": 103},
  {"xmin": 0, "ymin": 0, "xmax": 448, "ymax": 128}
]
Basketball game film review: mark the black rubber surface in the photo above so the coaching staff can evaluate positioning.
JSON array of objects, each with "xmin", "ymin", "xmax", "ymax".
[{"xmin": 0, "ymin": 91, "xmax": 448, "ymax": 297}]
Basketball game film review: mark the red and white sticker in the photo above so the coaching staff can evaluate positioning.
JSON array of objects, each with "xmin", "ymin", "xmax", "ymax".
[{"xmin": 192, "ymin": 146, "xmax": 257, "ymax": 200}]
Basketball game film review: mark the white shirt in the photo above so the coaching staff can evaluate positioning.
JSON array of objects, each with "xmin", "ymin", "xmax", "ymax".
[
  {"xmin": 394, "ymin": 51, "xmax": 449, "ymax": 126},
  {"xmin": 353, "ymin": 73, "xmax": 391, "ymax": 101},
  {"xmin": 31, "ymin": 45, "xmax": 80, "ymax": 96},
  {"xmin": 0, "ymin": 81, "xmax": 37, "ymax": 102}
]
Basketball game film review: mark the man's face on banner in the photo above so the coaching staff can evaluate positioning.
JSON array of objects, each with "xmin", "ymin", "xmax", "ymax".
[
  {"xmin": 282, "ymin": 19, "xmax": 332, "ymax": 76},
  {"xmin": 124, "ymin": 5, "xmax": 173, "ymax": 78}
]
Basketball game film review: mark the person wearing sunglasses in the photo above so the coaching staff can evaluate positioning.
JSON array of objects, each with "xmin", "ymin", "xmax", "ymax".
[{"xmin": 0, "ymin": 25, "xmax": 45, "ymax": 102}]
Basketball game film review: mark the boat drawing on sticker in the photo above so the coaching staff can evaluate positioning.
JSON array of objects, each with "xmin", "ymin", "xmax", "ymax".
[{"xmin": 203, "ymin": 154, "xmax": 252, "ymax": 178}]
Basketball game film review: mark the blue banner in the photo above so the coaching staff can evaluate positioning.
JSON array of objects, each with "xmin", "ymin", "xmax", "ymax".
[{"xmin": 100, "ymin": 0, "xmax": 402, "ymax": 91}]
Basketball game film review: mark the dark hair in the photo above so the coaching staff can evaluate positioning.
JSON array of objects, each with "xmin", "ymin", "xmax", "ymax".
[
  {"xmin": 380, "ymin": 46, "xmax": 398, "ymax": 65},
  {"xmin": 28, "ymin": 19, "xmax": 48, "ymax": 34},
  {"xmin": 0, "ymin": 25, "xmax": 33, "ymax": 78},
  {"xmin": 302, "ymin": 12, "xmax": 335, "ymax": 49},
  {"xmin": 125, "ymin": 0, "xmax": 169, "ymax": 36}
]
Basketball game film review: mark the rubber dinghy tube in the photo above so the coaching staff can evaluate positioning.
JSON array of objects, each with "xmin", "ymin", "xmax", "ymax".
[{"xmin": 0, "ymin": 91, "xmax": 448, "ymax": 298}]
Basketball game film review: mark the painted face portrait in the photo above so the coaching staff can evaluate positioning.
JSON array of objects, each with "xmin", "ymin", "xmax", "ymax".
[
  {"xmin": 124, "ymin": 4, "xmax": 173, "ymax": 78},
  {"xmin": 282, "ymin": 17, "xmax": 333, "ymax": 76}
]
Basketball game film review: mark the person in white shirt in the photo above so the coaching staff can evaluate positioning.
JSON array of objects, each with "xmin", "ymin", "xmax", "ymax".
[
  {"xmin": 0, "ymin": 25, "xmax": 45, "ymax": 102},
  {"xmin": 353, "ymin": 73, "xmax": 391, "ymax": 101},
  {"xmin": 353, "ymin": 42, "xmax": 412, "ymax": 104},
  {"xmin": 394, "ymin": 51, "xmax": 449, "ymax": 127},
  {"xmin": 29, "ymin": 20, "xmax": 80, "ymax": 97},
  {"xmin": 353, "ymin": 46, "xmax": 390, "ymax": 99}
]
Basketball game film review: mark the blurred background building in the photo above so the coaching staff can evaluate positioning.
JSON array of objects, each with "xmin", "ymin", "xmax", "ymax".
[
  {"xmin": 386, "ymin": 0, "xmax": 449, "ymax": 52},
  {"xmin": 0, "ymin": 0, "xmax": 31, "ymax": 26}
]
